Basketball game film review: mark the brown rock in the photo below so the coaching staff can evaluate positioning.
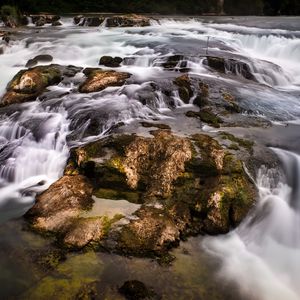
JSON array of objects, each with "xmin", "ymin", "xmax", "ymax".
[
  {"xmin": 106, "ymin": 14, "xmax": 150, "ymax": 27},
  {"xmin": 79, "ymin": 69, "xmax": 131, "ymax": 93},
  {"xmin": 1, "ymin": 65, "xmax": 62, "ymax": 106},
  {"xmin": 26, "ymin": 175, "xmax": 93, "ymax": 232}
]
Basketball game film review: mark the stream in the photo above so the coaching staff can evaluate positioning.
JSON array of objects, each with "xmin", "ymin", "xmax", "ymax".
[{"xmin": 0, "ymin": 16, "xmax": 300, "ymax": 300}]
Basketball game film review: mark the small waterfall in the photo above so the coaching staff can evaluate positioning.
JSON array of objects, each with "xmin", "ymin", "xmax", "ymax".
[
  {"xmin": 0, "ymin": 103, "xmax": 70, "ymax": 221},
  {"xmin": 203, "ymin": 149, "xmax": 300, "ymax": 300}
]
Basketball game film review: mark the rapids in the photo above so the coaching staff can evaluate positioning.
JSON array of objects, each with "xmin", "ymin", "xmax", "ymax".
[{"xmin": 0, "ymin": 16, "xmax": 300, "ymax": 300}]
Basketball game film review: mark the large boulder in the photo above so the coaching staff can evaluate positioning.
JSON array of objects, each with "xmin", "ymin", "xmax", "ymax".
[
  {"xmin": 79, "ymin": 68, "xmax": 131, "ymax": 93},
  {"xmin": 1, "ymin": 65, "xmax": 62, "ymax": 106},
  {"xmin": 26, "ymin": 130, "xmax": 256, "ymax": 256},
  {"xmin": 106, "ymin": 14, "xmax": 150, "ymax": 27}
]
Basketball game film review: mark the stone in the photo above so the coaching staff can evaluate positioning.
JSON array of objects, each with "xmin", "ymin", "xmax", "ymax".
[
  {"xmin": 1, "ymin": 65, "xmax": 62, "ymax": 106},
  {"xmin": 99, "ymin": 56, "xmax": 123, "ymax": 67},
  {"xmin": 106, "ymin": 14, "xmax": 150, "ymax": 27},
  {"xmin": 119, "ymin": 280, "xmax": 159, "ymax": 300},
  {"xmin": 174, "ymin": 74, "xmax": 193, "ymax": 103},
  {"xmin": 79, "ymin": 68, "xmax": 131, "ymax": 93},
  {"xmin": 25, "ymin": 54, "xmax": 53, "ymax": 68},
  {"xmin": 26, "ymin": 175, "xmax": 94, "ymax": 233}
]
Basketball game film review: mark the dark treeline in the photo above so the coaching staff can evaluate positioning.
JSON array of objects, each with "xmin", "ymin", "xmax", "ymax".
[{"xmin": 1, "ymin": 0, "xmax": 300, "ymax": 15}]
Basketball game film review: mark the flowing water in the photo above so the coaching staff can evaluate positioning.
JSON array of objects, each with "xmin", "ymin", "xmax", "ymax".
[{"xmin": 0, "ymin": 16, "xmax": 300, "ymax": 299}]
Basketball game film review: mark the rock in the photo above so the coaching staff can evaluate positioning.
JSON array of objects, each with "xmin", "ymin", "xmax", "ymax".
[
  {"xmin": 75, "ymin": 16, "xmax": 104, "ymax": 27},
  {"xmin": 174, "ymin": 74, "xmax": 193, "ymax": 103},
  {"xmin": 99, "ymin": 56, "xmax": 123, "ymax": 67},
  {"xmin": 205, "ymin": 56, "xmax": 226, "ymax": 73},
  {"xmin": 26, "ymin": 175, "xmax": 94, "ymax": 233},
  {"xmin": 186, "ymin": 109, "xmax": 223, "ymax": 128},
  {"xmin": 0, "ymin": 5, "xmax": 27, "ymax": 28},
  {"xmin": 79, "ymin": 68, "xmax": 131, "ymax": 93},
  {"xmin": 31, "ymin": 14, "xmax": 60, "ymax": 24},
  {"xmin": 35, "ymin": 18, "xmax": 46, "ymax": 27},
  {"xmin": 205, "ymin": 56, "xmax": 255, "ymax": 81},
  {"xmin": 117, "ymin": 206, "xmax": 180, "ymax": 256},
  {"xmin": 52, "ymin": 21, "xmax": 62, "ymax": 26},
  {"xmin": 1, "ymin": 65, "xmax": 62, "ymax": 106},
  {"xmin": 119, "ymin": 280, "xmax": 159, "ymax": 300},
  {"xmin": 73, "ymin": 15, "xmax": 83, "ymax": 25},
  {"xmin": 27, "ymin": 130, "xmax": 255, "ymax": 255},
  {"xmin": 25, "ymin": 54, "xmax": 53, "ymax": 68},
  {"xmin": 106, "ymin": 14, "xmax": 150, "ymax": 27},
  {"xmin": 155, "ymin": 55, "xmax": 189, "ymax": 72}
]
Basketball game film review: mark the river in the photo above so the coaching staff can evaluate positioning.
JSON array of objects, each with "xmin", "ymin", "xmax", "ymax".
[{"xmin": 0, "ymin": 16, "xmax": 299, "ymax": 299}]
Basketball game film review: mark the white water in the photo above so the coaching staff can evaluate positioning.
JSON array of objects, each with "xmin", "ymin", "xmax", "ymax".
[
  {"xmin": 0, "ymin": 18, "xmax": 300, "ymax": 224},
  {"xmin": 203, "ymin": 149, "xmax": 300, "ymax": 300}
]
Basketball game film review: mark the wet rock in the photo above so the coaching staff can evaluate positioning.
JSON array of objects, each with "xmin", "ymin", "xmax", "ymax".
[
  {"xmin": 1, "ymin": 64, "xmax": 62, "ymax": 106},
  {"xmin": 27, "ymin": 130, "xmax": 255, "ymax": 255},
  {"xmin": 35, "ymin": 18, "xmax": 46, "ymax": 27},
  {"xmin": 78, "ymin": 17, "xmax": 104, "ymax": 27},
  {"xmin": 52, "ymin": 21, "xmax": 63, "ymax": 26},
  {"xmin": 26, "ymin": 175, "xmax": 94, "ymax": 233},
  {"xmin": 205, "ymin": 56, "xmax": 226, "ymax": 73},
  {"xmin": 106, "ymin": 14, "xmax": 150, "ymax": 27},
  {"xmin": 140, "ymin": 122, "xmax": 171, "ymax": 130},
  {"xmin": 119, "ymin": 280, "xmax": 159, "ymax": 300},
  {"xmin": 174, "ymin": 74, "xmax": 193, "ymax": 103},
  {"xmin": 25, "ymin": 54, "xmax": 53, "ymax": 68},
  {"xmin": 79, "ymin": 68, "xmax": 131, "ymax": 93},
  {"xmin": 186, "ymin": 109, "xmax": 223, "ymax": 128},
  {"xmin": 99, "ymin": 56, "xmax": 123, "ymax": 68},
  {"xmin": 204, "ymin": 56, "xmax": 255, "ymax": 81},
  {"xmin": 31, "ymin": 14, "xmax": 60, "ymax": 25},
  {"xmin": 117, "ymin": 206, "xmax": 180, "ymax": 256},
  {"xmin": 155, "ymin": 55, "xmax": 189, "ymax": 72},
  {"xmin": 73, "ymin": 15, "xmax": 83, "ymax": 25}
]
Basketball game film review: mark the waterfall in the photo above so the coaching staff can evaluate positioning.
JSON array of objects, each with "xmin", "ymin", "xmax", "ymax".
[{"xmin": 203, "ymin": 148, "xmax": 300, "ymax": 300}]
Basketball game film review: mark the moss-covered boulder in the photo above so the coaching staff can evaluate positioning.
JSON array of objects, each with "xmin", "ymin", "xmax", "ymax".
[
  {"xmin": 1, "ymin": 65, "xmax": 62, "ymax": 106},
  {"xmin": 79, "ymin": 68, "xmax": 131, "ymax": 93},
  {"xmin": 27, "ymin": 130, "xmax": 255, "ymax": 256}
]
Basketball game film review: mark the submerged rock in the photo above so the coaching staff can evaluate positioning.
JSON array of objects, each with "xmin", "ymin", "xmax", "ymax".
[
  {"xmin": 79, "ymin": 68, "xmax": 131, "ymax": 93},
  {"xmin": 119, "ymin": 280, "xmax": 159, "ymax": 300},
  {"xmin": 1, "ymin": 65, "xmax": 62, "ymax": 106},
  {"xmin": 106, "ymin": 14, "xmax": 150, "ymax": 27}
]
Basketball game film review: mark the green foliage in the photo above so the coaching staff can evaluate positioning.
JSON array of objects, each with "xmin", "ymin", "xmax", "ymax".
[{"xmin": 1, "ymin": 0, "xmax": 299, "ymax": 15}]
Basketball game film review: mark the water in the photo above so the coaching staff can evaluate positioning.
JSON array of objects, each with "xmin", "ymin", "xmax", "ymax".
[
  {"xmin": 203, "ymin": 149, "xmax": 300, "ymax": 300},
  {"xmin": 0, "ymin": 16, "xmax": 300, "ymax": 299}
]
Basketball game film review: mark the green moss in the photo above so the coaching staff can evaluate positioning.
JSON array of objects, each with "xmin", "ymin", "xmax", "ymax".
[
  {"xmin": 228, "ymin": 143, "xmax": 240, "ymax": 150},
  {"xmin": 94, "ymin": 188, "xmax": 140, "ymax": 203},
  {"xmin": 101, "ymin": 214, "xmax": 124, "ymax": 236},
  {"xmin": 199, "ymin": 110, "xmax": 222, "ymax": 128},
  {"xmin": 219, "ymin": 131, "xmax": 254, "ymax": 153}
]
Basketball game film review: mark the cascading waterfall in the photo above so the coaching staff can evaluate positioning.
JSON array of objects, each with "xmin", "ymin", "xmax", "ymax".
[
  {"xmin": 0, "ymin": 103, "xmax": 70, "ymax": 221},
  {"xmin": 203, "ymin": 148, "xmax": 300, "ymax": 300}
]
